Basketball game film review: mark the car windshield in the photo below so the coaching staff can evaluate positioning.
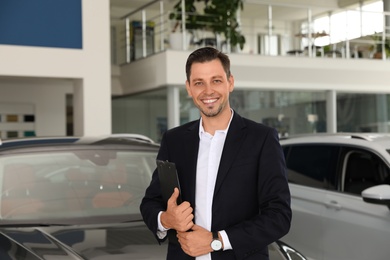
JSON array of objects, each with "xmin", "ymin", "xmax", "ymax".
[{"xmin": 0, "ymin": 148, "xmax": 156, "ymax": 223}]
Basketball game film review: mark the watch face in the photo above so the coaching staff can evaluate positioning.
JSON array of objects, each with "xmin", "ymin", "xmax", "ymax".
[{"xmin": 211, "ymin": 239, "xmax": 222, "ymax": 251}]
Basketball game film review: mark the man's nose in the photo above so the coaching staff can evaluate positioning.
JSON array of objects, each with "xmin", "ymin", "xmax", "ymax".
[{"xmin": 204, "ymin": 84, "xmax": 214, "ymax": 94}]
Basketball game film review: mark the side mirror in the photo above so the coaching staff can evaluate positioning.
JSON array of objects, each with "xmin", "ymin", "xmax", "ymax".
[{"xmin": 362, "ymin": 184, "xmax": 390, "ymax": 209}]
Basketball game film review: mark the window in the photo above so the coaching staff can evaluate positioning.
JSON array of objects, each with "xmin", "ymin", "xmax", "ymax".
[
  {"xmin": 0, "ymin": 149, "xmax": 157, "ymax": 220},
  {"xmin": 309, "ymin": 0, "xmax": 384, "ymax": 46},
  {"xmin": 284, "ymin": 145, "xmax": 340, "ymax": 190},
  {"xmin": 337, "ymin": 93, "xmax": 390, "ymax": 133},
  {"xmin": 342, "ymin": 150, "xmax": 390, "ymax": 195}
]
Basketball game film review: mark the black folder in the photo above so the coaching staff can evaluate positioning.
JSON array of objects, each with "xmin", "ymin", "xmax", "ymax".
[{"xmin": 156, "ymin": 160, "xmax": 182, "ymax": 204}]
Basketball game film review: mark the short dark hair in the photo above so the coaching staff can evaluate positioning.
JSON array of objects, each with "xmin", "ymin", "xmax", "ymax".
[{"xmin": 185, "ymin": 47, "xmax": 231, "ymax": 82}]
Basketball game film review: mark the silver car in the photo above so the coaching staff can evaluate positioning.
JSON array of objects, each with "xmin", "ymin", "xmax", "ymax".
[
  {"xmin": 0, "ymin": 135, "xmax": 306, "ymax": 260},
  {"xmin": 280, "ymin": 133, "xmax": 390, "ymax": 260}
]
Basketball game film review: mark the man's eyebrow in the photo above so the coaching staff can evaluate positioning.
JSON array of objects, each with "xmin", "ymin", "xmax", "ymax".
[
  {"xmin": 191, "ymin": 77, "xmax": 203, "ymax": 81},
  {"xmin": 190, "ymin": 78, "xmax": 204, "ymax": 83},
  {"xmin": 191, "ymin": 75, "xmax": 224, "ymax": 82}
]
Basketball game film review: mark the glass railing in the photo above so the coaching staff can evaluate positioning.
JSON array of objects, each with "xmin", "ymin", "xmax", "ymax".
[{"xmin": 111, "ymin": 0, "xmax": 390, "ymax": 65}]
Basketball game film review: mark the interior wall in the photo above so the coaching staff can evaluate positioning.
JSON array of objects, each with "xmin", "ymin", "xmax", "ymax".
[
  {"xmin": 0, "ymin": 0, "xmax": 112, "ymax": 137},
  {"xmin": 0, "ymin": 0, "xmax": 82, "ymax": 49},
  {"xmin": 0, "ymin": 78, "xmax": 72, "ymax": 137}
]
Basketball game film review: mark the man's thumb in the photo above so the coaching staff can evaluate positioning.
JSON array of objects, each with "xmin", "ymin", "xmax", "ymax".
[{"xmin": 168, "ymin": 187, "xmax": 179, "ymax": 205}]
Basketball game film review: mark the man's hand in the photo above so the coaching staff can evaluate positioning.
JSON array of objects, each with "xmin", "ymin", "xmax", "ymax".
[
  {"xmin": 161, "ymin": 188, "xmax": 194, "ymax": 232},
  {"xmin": 177, "ymin": 224, "xmax": 215, "ymax": 257}
]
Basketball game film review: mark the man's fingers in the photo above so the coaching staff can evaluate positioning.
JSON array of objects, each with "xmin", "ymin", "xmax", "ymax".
[
  {"xmin": 190, "ymin": 224, "xmax": 200, "ymax": 231},
  {"xmin": 167, "ymin": 187, "xmax": 180, "ymax": 206},
  {"xmin": 164, "ymin": 187, "xmax": 195, "ymax": 232}
]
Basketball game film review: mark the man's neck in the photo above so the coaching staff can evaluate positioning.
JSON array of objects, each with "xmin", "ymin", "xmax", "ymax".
[{"xmin": 201, "ymin": 108, "xmax": 232, "ymax": 136}]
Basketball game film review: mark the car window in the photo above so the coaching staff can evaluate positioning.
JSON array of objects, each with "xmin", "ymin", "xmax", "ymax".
[
  {"xmin": 342, "ymin": 150, "xmax": 390, "ymax": 195},
  {"xmin": 0, "ymin": 149, "xmax": 157, "ymax": 221},
  {"xmin": 283, "ymin": 145, "xmax": 340, "ymax": 190}
]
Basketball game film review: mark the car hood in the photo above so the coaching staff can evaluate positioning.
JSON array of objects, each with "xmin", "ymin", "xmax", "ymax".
[
  {"xmin": 0, "ymin": 221, "xmax": 167, "ymax": 260},
  {"xmin": 0, "ymin": 223, "xmax": 307, "ymax": 260}
]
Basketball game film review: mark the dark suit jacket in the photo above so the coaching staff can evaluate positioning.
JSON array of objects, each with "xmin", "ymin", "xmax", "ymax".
[{"xmin": 140, "ymin": 112, "xmax": 291, "ymax": 260}]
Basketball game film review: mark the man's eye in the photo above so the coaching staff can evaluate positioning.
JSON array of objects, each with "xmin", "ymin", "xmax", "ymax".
[
  {"xmin": 194, "ymin": 82, "xmax": 203, "ymax": 86},
  {"xmin": 214, "ymin": 80, "xmax": 222, "ymax": 84}
]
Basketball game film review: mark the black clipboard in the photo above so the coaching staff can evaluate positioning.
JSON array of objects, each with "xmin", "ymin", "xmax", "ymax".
[{"xmin": 156, "ymin": 160, "xmax": 182, "ymax": 204}]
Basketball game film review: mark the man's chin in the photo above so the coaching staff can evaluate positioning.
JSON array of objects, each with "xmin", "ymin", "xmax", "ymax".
[
  {"xmin": 203, "ymin": 112, "xmax": 217, "ymax": 117},
  {"xmin": 201, "ymin": 107, "xmax": 221, "ymax": 117}
]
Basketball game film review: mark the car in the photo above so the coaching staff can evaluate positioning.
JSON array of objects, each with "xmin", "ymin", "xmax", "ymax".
[
  {"xmin": 280, "ymin": 133, "xmax": 390, "ymax": 260},
  {"xmin": 0, "ymin": 135, "xmax": 306, "ymax": 260}
]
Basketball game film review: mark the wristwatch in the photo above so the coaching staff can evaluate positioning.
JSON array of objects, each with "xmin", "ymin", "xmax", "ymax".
[{"xmin": 210, "ymin": 231, "xmax": 223, "ymax": 251}]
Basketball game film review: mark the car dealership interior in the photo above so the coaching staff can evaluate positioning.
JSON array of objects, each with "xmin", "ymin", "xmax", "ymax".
[
  {"xmin": 1, "ymin": 1, "xmax": 390, "ymax": 260},
  {"xmin": 0, "ymin": 0, "xmax": 390, "ymax": 142}
]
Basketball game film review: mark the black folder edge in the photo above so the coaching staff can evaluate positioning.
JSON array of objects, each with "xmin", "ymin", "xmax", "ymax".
[{"xmin": 156, "ymin": 160, "xmax": 182, "ymax": 204}]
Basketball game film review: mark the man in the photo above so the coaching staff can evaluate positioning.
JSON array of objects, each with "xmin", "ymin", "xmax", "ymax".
[{"xmin": 140, "ymin": 47, "xmax": 291, "ymax": 260}]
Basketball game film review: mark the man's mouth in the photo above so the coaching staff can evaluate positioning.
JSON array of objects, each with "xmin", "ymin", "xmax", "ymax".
[{"xmin": 202, "ymin": 98, "xmax": 218, "ymax": 104}]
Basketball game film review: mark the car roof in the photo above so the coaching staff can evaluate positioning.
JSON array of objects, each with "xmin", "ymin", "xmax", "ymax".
[
  {"xmin": 280, "ymin": 132, "xmax": 390, "ymax": 150},
  {"xmin": 0, "ymin": 134, "xmax": 159, "ymax": 152}
]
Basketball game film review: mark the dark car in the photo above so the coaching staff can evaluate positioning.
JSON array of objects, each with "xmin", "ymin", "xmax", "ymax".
[{"xmin": 0, "ymin": 135, "xmax": 305, "ymax": 260}]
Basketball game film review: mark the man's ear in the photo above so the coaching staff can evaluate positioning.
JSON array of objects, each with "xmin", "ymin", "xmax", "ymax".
[
  {"xmin": 185, "ymin": 80, "xmax": 192, "ymax": 97},
  {"xmin": 229, "ymin": 74, "xmax": 235, "ymax": 92}
]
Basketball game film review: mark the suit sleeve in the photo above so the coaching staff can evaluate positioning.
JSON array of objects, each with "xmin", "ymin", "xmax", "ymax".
[{"xmin": 139, "ymin": 132, "xmax": 170, "ymax": 243}]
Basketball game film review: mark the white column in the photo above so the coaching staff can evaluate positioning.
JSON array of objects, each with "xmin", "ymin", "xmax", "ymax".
[
  {"xmin": 73, "ymin": 0, "xmax": 111, "ymax": 136},
  {"xmin": 384, "ymin": 0, "xmax": 390, "ymax": 34},
  {"xmin": 267, "ymin": 5, "xmax": 273, "ymax": 56},
  {"xmin": 376, "ymin": 94, "xmax": 388, "ymax": 132},
  {"xmin": 167, "ymin": 86, "xmax": 180, "ymax": 129},
  {"xmin": 326, "ymin": 90, "xmax": 337, "ymax": 133}
]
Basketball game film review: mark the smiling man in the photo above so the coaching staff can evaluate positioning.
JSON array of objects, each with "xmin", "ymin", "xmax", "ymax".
[
  {"xmin": 140, "ymin": 47, "xmax": 291, "ymax": 260},
  {"xmin": 186, "ymin": 58, "xmax": 233, "ymax": 121}
]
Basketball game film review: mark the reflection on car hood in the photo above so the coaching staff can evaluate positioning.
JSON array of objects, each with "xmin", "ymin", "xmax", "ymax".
[
  {"xmin": 0, "ymin": 221, "xmax": 167, "ymax": 260},
  {"xmin": 0, "ymin": 222, "xmax": 307, "ymax": 260}
]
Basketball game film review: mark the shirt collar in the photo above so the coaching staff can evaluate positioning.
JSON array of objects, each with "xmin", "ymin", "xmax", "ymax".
[{"xmin": 199, "ymin": 109, "xmax": 234, "ymax": 139}]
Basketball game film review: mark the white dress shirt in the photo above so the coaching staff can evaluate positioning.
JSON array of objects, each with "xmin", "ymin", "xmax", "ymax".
[{"xmin": 157, "ymin": 110, "xmax": 234, "ymax": 259}]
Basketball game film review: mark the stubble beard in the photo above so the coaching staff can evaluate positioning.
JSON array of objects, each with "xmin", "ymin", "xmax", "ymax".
[{"xmin": 198, "ymin": 103, "xmax": 224, "ymax": 118}]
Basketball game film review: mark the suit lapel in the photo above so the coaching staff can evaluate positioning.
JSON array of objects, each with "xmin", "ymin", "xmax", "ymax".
[
  {"xmin": 183, "ymin": 120, "xmax": 200, "ymax": 207},
  {"xmin": 214, "ymin": 112, "xmax": 246, "ymax": 195}
]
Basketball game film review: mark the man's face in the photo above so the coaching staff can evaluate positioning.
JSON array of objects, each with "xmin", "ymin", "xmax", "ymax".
[{"xmin": 186, "ymin": 59, "xmax": 234, "ymax": 118}]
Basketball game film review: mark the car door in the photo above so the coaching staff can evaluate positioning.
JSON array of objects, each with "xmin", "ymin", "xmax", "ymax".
[
  {"xmin": 322, "ymin": 149, "xmax": 390, "ymax": 260},
  {"xmin": 284, "ymin": 183, "xmax": 326, "ymax": 259},
  {"xmin": 281, "ymin": 144, "xmax": 340, "ymax": 260}
]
